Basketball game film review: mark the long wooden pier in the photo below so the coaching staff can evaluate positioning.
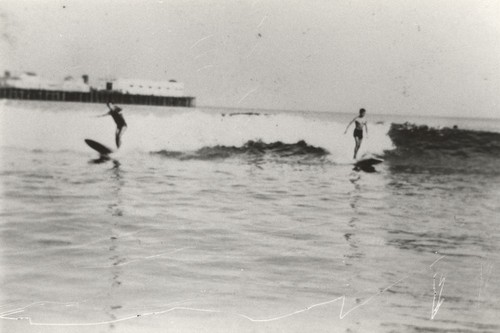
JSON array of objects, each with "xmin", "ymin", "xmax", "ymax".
[{"xmin": 0, "ymin": 87, "xmax": 195, "ymax": 107}]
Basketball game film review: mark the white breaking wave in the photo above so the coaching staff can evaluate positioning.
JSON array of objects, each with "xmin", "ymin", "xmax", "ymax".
[{"xmin": 0, "ymin": 101, "xmax": 393, "ymax": 162}]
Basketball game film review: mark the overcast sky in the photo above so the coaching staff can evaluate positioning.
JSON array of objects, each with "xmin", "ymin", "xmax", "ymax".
[{"xmin": 1, "ymin": 0, "xmax": 499, "ymax": 118}]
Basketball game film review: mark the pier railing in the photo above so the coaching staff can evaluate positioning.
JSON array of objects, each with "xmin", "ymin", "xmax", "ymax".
[{"xmin": 0, "ymin": 87, "xmax": 195, "ymax": 107}]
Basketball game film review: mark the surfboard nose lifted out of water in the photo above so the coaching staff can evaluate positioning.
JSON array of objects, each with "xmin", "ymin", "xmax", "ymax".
[{"xmin": 85, "ymin": 139, "xmax": 114, "ymax": 164}]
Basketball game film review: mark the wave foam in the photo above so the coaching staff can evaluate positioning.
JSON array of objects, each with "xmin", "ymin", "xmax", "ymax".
[{"xmin": 0, "ymin": 102, "xmax": 393, "ymax": 163}]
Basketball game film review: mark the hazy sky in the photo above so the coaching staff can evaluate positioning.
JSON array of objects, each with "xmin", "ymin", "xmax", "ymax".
[{"xmin": 1, "ymin": 0, "xmax": 499, "ymax": 118}]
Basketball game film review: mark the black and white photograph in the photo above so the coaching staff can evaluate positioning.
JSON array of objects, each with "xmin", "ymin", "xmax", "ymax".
[{"xmin": 1, "ymin": 1, "xmax": 499, "ymax": 332}]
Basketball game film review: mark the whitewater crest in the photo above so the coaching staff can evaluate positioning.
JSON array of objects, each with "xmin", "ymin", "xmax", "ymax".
[{"xmin": 0, "ymin": 102, "xmax": 393, "ymax": 164}]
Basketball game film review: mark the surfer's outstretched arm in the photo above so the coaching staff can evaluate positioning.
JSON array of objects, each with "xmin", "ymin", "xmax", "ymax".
[
  {"xmin": 97, "ymin": 103, "xmax": 117, "ymax": 117},
  {"xmin": 96, "ymin": 111, "xmax": 111, "ymax": 117},
  {"xmin": 344, "ymin": 118, "xmax": 355, "ymax": 134}
]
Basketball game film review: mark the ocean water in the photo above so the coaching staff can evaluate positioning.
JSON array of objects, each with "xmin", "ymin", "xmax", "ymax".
[{"xmin": 1, "ymin": 100, "xmax": 499, "ymax": 333}]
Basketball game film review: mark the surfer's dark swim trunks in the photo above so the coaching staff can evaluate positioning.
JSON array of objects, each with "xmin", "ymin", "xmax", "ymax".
[
  {"xmin": 110, "ymin": 110, "xmax": 127, "ymax": 129},
  {"xmin": 353, "ymin": 128, "xmax": 363, "ymax": 139}
]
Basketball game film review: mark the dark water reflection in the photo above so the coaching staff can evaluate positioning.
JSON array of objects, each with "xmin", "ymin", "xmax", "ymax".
[{"xmin": 106, "ymin": 161, "xmax": 125, "ymax": 331}]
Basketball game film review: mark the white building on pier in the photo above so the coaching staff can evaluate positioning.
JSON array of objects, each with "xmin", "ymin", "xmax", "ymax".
[
  {"xmin": 93, "ymin": 78, "xmax": 185, "ymax": 97},
  {"xmin": 1, "ymin": 71, "xmax": 187, "ymax": 97}
]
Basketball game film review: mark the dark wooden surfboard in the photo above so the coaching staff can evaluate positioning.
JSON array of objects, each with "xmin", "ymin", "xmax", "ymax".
[
  {"xmin": 85, "ymin": 139, "xmax": 113, "ymax": 155},
  {"xmin": 353, "ymin": 157, "xmax": 384, "ymax": 172},
  {"xmin": 354, "ymin": 157, "xmax": 383, "ymax": 168}
]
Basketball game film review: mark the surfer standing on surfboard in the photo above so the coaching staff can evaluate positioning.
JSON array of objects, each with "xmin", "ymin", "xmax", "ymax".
[
  {"xmin": 98, "ymin": 102, "xmax": 127, "ymax": 148},
  {"xmin": 344, "ymin": 108, "xmax": 368, "ymax": 159}
]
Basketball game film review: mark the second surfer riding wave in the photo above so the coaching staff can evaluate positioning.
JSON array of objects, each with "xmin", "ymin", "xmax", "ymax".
[{"xmin": 344, "ymin": 108, "xmax": 368, "ymax": 159}]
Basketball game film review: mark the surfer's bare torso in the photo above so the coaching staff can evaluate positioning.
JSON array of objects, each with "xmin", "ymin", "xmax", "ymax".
[
  {"xmin": 353, "ymin": 117, "xmax": 367, "ymax": 139},
  {"xmin": 109, "ymin": 108, "xmax": 127, "ymax": 129}
]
